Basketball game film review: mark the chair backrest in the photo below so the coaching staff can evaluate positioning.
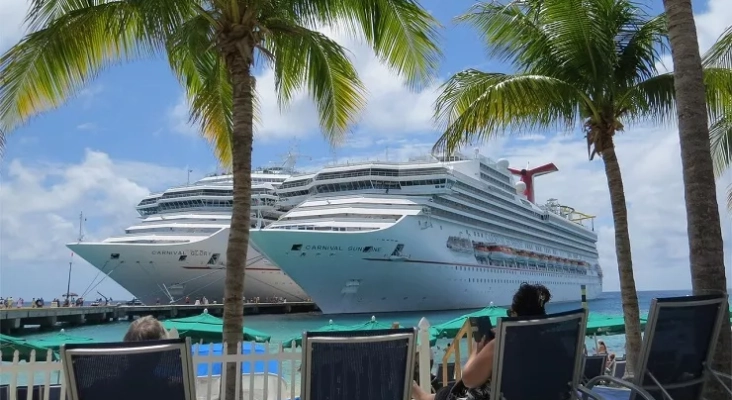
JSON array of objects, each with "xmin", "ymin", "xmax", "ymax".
[
  {"xmin": 632, "ymin": 294, "xmax": 728, "ymax": 400},
  {"xmin": 301, "ymin": 328, "xmax": 417, "ymax": 400},
  {"xmin": 583, "ymin": 355, "xmax": 607, "ymax": 382},
  {"xmin": 61, "ymin": 338, "xmax": 196, "ymax": 400},
  {"xmin": 491, "ymin": 309, "xmax": 588, "ymax": 400},
  {"xmin": 613, "ymin": 360, "xmax": 627, "ymax": 379}
]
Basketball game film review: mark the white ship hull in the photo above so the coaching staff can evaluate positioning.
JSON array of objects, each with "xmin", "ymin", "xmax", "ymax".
[
  {"xmin": 251, "ymin": 216, "xmax": 603, "ymax": 314},
  {"xmin": 68, "ymin": 229, "xmax": 308, "ymax": 305}
]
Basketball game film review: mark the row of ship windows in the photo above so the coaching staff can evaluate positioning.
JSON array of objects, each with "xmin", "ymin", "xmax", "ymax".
[
  {"xmin": 462, "ymin": 278, "xmax": 588, "ymax": 285},
  {"xmin": 139, "ymin": 198, "xmax": 277, "ymax": 215},
  {"xmin": 278, "ymin": 179, "xmax": 448, "ymax": 198},
  {"xmin": 139, "ymin": 188, "xmax": 275, "ymax": 206},
  {"xmin": 281, "ymin": 168, "xmax": 451, "ymax": 189},
  {"xmin": 431, "ymin": 208, "xmax": 596, "ymax": 259},
  {"xmin": 454, "ymin": 180, "xmax": 593, "ymax": 238},
  {"xmin": 479, "ymin": 172, "xmax": 515, "ymax": 193},
  {"xmin": 270, "ymin": 225, "xmax": 378, "ymax": 231},
  {"xmin": 433, "ymin": 198, "xmax": 595, "ymax": 256},
  {"xmin": 446, "ymin": 193, "xmax": 592, "ymax": 254},
  {"xmin": 281, "ymin": 213, "xmax": 401, "ymax": 222},
  {"xmin": 453, "ymin": 265, "xmax": 591, "ymax": 277},
  {"xmin": 124, "ymin": 227, "xmax": 221, "ymax": 234}
]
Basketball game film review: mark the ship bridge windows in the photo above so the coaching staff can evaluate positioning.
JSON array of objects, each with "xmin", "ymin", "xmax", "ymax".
[{"xmin": 281, "ymin": 178, "xmax": 313, "ymax": 189}]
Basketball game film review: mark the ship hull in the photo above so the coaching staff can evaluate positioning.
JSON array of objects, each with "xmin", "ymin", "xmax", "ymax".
[
  {"xmin": 67, "ymin": 229, "xmax": 308, "ymax": 305},
  {"xmin": 250, "ymin": 216, "xmax": 603, "ymax": 314}
]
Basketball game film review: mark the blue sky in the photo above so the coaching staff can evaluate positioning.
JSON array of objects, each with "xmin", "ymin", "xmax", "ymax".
[{"xmin": 1, "ymin": 0, "xmax": 732, "ymax": 300}]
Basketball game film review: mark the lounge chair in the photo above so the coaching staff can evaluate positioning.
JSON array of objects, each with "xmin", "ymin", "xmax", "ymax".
[
  {"xmin": 612, "ymin": 361, "xmax": 627, "ymax": 380},
  {"xmin": 490, "ymin": 308, "xmax": 604, "ymax": 400},
  {"xmin": 584, "ymin": 294, "xmax": 731, "ymax": 400},
  {"xmin": 432, "ymin": 362, "xmax": 456, "ymax": 391},
  {"xmin": 60, "ymin": 338, "xmax": 196, "ymax": 400},
  {"xmin": 0, "ymin": 384, "xmax": 58, "ymax": 400},
  {"xmin": 584, "ymin": 355, "xmax": 608, "ymax": 384},
  {"xmin": 300, "ymin": 327, "xmax": 417, "ymax": 400}
]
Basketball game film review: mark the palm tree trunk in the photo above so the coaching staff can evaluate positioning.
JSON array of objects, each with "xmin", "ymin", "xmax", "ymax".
[
  {"xmin": 600, "ymin": 141, "xmax": 643, "ymax": 378},
  {"xmin": 222, "ymin": 49, "xmax": 255, "ymax": 400},
  {"xmin": 663, "ymin": 2, "xmax": 732, "ymax": 399}
]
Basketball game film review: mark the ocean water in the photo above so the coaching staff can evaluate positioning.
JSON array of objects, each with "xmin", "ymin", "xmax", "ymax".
[{"xmin": 18, "ymin": 289, "xmax": 694, "ymax": 357}]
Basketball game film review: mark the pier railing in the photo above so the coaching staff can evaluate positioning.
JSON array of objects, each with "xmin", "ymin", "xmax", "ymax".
[{"xmin": 1, "ymin": 319, "xmax": 435, "ymax": 400}]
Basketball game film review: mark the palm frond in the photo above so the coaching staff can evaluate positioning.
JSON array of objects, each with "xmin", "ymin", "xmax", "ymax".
[
  {"xmin": 701, "ymin": 67, "xmax": 732, "ymax": 122},
  {"xmin": 267, "ymin": 23, "xmax": 366, "ymax": 144},
  {"xmin": 167, "ymin": 14, "xmax": 233, "ymax": 167},
  {"xmin": 702, "ymin": 25, "xmax": 732, "ymax": 69},
  {"xmin": 727, "ymin": 184, "xmax": 732, "ymax": 213},
  {"xmin": 0, "ymin": 2, "xmax": 157, "ymax": 133},
  {"xmin": 433, "ymin": 70, "xmax": 585, "ymax": 153},
  {"xmin": 617, "ymin": 72, "xmax": 675, "ymax": 125},
  {"xmin": 292, "ymin": 0, "xmax": 442, "ymax": 89},
  {"xmin": 614, "ymin": 13, "xmax": 668, "ymax": 86},
  {"xmin": 710, "ymin": 115, "xmax": 732, "ymax": 178}
]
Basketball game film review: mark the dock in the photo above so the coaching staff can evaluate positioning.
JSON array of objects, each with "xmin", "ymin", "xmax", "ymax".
[{"xmin": 0, "ymin": 302, "xmax": 319, "ymax": 334}]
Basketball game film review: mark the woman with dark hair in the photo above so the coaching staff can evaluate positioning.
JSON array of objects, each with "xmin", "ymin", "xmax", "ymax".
[{"xmin": 412, "ymin": 283, "xmax": 552, "ymax": 400}]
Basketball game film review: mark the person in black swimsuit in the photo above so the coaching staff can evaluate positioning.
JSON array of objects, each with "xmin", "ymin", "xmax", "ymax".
[{"xmin": 411, "ymin": 283, "xmax": 552, "ymax": 400}]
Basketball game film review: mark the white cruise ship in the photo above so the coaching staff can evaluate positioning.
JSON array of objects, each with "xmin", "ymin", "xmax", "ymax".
[
  {"xmin": 67, "ymin": 167, "xmax": 309, "ymax": 305},
  {"xmin": 250, "ymin": 151, "xmax": 603, "ymax": 314}
]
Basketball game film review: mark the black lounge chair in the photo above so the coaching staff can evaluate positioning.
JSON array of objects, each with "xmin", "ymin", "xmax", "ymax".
[
  {"xmin": 300, "ymin": 327, "xmax": 417, "ymax": 400},
  {"xmin": 60, "ymin": 338, "xmax": 196, "ymax": 400},
  {"xmin": 585, "ymin": 294, "xmax": 731, "ymax": 400},
  {"xmin": 490, "ymin": 308, "xmax": 603, "ymax": 400},
  {"xmin": 432, "ymin": 362, "xmax": 456, "ymax": 391},
  {"xmin": 613, "ymin": 361, "xmax": 627, "ymax": 380},
  {"xmin": 584, "ymin": 355, "xmax": 608, "ymax": 384}
]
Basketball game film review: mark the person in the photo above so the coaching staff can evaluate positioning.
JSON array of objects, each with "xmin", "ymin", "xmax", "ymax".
[
  {"xmin": 123, "ymin": 315, "xmax": 168, "ymax": 342},
  {"xmin": 78, "ymin": 316, "xmax": 175, "ymax": 400},
  {"xmin": 595, "ymin": 341, "xmax": 608, "ymax": 355},
  {"xmin": 411, "ymin": 283, "xmax": 552, "ymax": 400}
]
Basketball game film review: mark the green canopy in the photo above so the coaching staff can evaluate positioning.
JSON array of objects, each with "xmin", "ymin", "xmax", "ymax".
[
  {"xmin": 27, "ymin": 331, "xmax": 96, "ymax": 351},
  {"xmin": 283, "ymin": 317, "xmax": 438, "ymax": 348},
  {"xmin": 585, "ymin": 314, "xmax": 648, "ymax": 336},
  {"xmin": 163, "ymin": 312, "xmax": 271, "ymax": 343},
  {"xmin": 282, "ymin": 320, "xmax": 351, "ymax": 348},
  {"xmin": 432, "ymin": 306, "xmax": 509, "ymax": 339},
  {"xmin": 0, "ymin": 334, "xmax": 53, "ymax": 362}
]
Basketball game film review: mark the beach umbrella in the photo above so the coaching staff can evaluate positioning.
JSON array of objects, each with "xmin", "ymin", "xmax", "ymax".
[
  {"xmin": 191, "ymin": 342, "xmax": 278, "ymax": 377},
  {"xmin": 282, "ymin": 319, "xmax": 351, "ymax": 348},
  {"xmin": 27, "ymin": 330, "xmax": 96, "ymax": 352},
  {"xmin": 432, "ymin": 306, "xmax": 509, "ymax": 339},
  {"xmin": 284, "ymin": 317, "xmax": 438, "ymax": 348},
  {"xmin": 0, "ymin": 334, "xmax": 53, "ymax": 362},
  {"xmin": 163, "ymin": 312, "xmax": 271, "ymax": 343}
]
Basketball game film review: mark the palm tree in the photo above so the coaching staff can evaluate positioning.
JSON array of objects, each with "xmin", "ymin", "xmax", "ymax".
[
  {"xmin": 0, "ymin": 0, "xmax": 441, "ymax": 396},
  {"xmin": 432, "ymin": 0, "xmax": 732, "ymax": 376},
  {"xmin": 707, "ymin": 26, "xmax": 732, "ymax": 209}
]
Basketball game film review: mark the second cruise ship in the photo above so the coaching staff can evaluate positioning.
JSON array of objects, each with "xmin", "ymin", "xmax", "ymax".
[
  {"xmin": 250, "ymin": 151, "xmax": 603, "ymax": 314},
  {"xmin": 67, "ymin": 166, "xmax": 309, "ymax": 305}
]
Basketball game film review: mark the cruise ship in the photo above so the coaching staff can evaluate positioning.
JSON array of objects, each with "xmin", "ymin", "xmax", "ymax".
[
  {"xmin": 67, "ymin": 167, "xmax": 309, "ymax": 305},
  {"xmin": 250, "ymin": 151, "xmax": 603, "ymax": 314}
]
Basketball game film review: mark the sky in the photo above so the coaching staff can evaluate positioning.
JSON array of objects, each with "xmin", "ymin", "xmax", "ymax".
[{"xmin": 1, "ymin": 0, "xmax": 732, "ymax": 300}]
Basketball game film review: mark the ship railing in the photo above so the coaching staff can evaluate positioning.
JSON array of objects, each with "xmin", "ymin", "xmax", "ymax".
[{"xmin": 1, "ymin": 320, "xmax": 436, "ymax": 400}]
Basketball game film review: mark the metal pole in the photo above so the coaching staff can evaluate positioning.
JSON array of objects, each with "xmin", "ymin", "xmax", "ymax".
[
  {"xmin": 66, "ymin": 261, "xmax": 72, "ymax": 305},
  {"xmin": 580, "ymin": 284, "xmax": 588, "ymax": 309}
]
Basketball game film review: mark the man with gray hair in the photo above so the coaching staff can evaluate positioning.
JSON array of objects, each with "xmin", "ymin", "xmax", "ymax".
[{"xmin": 123, "ymin": 315, "xmax": 168, "ymax": 342}]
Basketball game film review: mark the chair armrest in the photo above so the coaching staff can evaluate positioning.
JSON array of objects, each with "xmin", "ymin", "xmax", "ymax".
[
  {"xmin": 585, "ymin": 375, "xmax": 656, "ymax": 400},
  {"xmin": 577, "ymin": 385, "xmax": 606, "ymax": 400}
]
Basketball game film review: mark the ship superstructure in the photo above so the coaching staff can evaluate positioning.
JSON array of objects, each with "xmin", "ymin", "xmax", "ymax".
[
  {"xmin": 250, "ymin": 151, "xmax": 603, "ymax": 314},
  {"xmin": 67, "ymin": 165, "xmax": 309, "ymax": 305}
]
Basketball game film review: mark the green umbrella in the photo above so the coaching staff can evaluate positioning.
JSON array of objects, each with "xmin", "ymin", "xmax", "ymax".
[
  {"xmin": 285, "ymin": 317, "xmax": 438, "ymax": 348},
  {"xmin": 0, "ymin": 333, "xmax": 53, "ymax": 362},
  {"xmin": 26, "ymin": 331, "xmax": 96, "ymax": 353},
  {"xmin": 282, "ymin": 319, "xmax": 351, "ymax": 348},
  {"xmin": 163, "ymin": 312, "xmax": 271, "ymax": 343},
  {"xmin": 585, "ymin": 313, "xmax": 648, "ymax": 336},
  {"xmin": 432, "ymin": 306, "xmax": 509, "ymax": 339}
]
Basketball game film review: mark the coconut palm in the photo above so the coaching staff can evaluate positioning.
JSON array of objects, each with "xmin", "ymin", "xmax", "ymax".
[
  {"xmin": 433, "ymin": 0, "xmax": 732, "ymax": 376},
  {"xmin": 0, "ymin": 0, "xmax": 441, "ymax": 396},
  {"xmin": 707, "ymin": 26, "xmax": 732, "ymax": 209}
]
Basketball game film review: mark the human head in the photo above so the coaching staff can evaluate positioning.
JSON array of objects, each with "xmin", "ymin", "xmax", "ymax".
[
  {"xmin": 507, "ymin": 282, "xmax": 552, "ymax": 317},
  {"xmin": 598, "ymin": 341, "xmax": 607, "ymax": 352},
  {"xmin": 123, "ymin": 315, "xmax": 168, "ymax": 342}
]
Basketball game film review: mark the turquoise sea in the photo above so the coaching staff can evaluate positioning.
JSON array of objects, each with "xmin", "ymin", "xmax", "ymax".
[{"xmin": 18, "ymin": 289, "xmax": 697, "ymax": 356}]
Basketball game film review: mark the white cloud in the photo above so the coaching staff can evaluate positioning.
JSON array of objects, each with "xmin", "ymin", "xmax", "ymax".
[
  {"xmin": 168, "ymin": 95, "xmax": 198, "ymax": 137},
  {"xmin": 0, "ymin": 150, "xmax": 188, "ymax": 299},
  {"xmin": 76, "ymin": 122, "xmax": 97, "ymax": 131}
]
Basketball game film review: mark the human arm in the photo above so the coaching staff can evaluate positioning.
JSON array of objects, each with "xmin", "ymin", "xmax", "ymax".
[{"xmin": 460, "ymin": 338, "xmax": 496, "ymax": 388}]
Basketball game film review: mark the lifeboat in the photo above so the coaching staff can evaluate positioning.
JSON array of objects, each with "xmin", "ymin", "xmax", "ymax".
[{"xmin": 487, "ymin": 245, "xmax": 511, "ymax": 260}]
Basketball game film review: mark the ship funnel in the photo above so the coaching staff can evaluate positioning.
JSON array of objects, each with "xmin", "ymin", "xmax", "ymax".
[{"xmin": 507, "ymin": 163, "xmax": 558, "ymax": 203}]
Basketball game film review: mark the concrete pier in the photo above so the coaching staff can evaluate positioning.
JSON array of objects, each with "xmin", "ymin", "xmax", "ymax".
[{"xmin": 0, "ymin": 302, "xmax": 318, "ymax": 334}]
